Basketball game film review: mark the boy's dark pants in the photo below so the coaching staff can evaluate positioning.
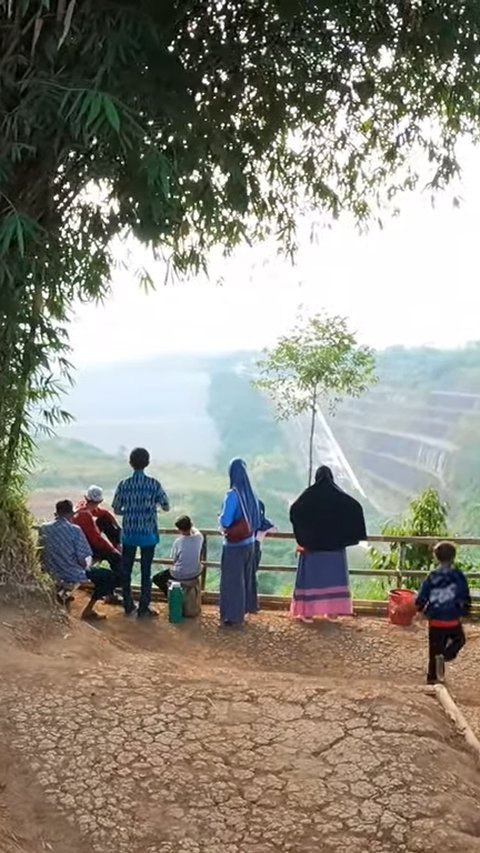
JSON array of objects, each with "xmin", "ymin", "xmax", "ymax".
[
  {"xmin": 92, "ymin": 549, "xmax": 123, "ymax": 588},
  {"xmin": 152, "ymin": 569, "xmax": 174, "ymax": 597},
  {"xmin": 122, "ymin": 545, "xmax": 155, "ymax": 614},
  {"xmin": 428, "ymin": 623, "xmax": 465, "ymax": 681}
]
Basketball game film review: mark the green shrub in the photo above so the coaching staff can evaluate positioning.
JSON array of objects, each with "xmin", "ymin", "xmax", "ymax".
[
  {"xmin": 0, "ymin": 488, "xmax": 53, "ymax": 601},
  {"xmin": 369, "ymin": 487, "xmax": 476, "ymax": 591}
]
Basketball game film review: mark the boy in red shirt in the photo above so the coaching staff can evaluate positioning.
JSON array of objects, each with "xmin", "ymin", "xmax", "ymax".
[
  {"xmin": 73, "ymin": 486, "xmax": 123, "ymax": 602},
  {"xmin": 75, "ymin": 485, "xmax": 121, "ymax": 547}
]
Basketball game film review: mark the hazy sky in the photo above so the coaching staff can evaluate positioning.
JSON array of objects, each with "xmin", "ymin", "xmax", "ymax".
[{"xmin": 70, "ymin": 147, "xmax": 480, "ymax": 367}]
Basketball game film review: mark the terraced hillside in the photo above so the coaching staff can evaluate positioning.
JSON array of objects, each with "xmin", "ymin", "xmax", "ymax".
[{"xmin": 327, "ymin": 346, "xmax": 480, "ymax": 529}]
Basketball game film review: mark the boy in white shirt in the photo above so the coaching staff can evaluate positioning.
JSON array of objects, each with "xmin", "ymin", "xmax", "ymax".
[{"xmin": 153, "ymin": 515, "xmax": 204, "ymax": 597}]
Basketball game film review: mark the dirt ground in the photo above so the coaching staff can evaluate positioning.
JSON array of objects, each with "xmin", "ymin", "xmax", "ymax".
[{"xmin": 1, "ymin": 599, "xmax": 480, "ymax": 853}]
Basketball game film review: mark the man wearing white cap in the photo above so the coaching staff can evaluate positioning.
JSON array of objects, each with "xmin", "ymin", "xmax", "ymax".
[
  {"xmin": 76, "ymin": 486, "xmax": 122, "ymax": 545},
  {"xmin": 73, "ymin": 486, "xmax": 123, "ymax": 602}
]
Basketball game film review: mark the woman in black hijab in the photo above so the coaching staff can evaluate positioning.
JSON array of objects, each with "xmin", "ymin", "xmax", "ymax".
[{"xmin": 289, "ymin": 465, "xmax": 367, "ymax": 622}]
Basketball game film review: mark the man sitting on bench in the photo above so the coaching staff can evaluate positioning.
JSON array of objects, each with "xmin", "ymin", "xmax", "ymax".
[
  {"xmin": 153, "ymin": 515, "xmax": 203, "ymax": 598},
  {"xmin": 39, "ymin": 500, "xmax": 116, "ymax": 621},
  {"xmin": 73, "ymin": 486, "xmax": 123, "ymax": 603}
]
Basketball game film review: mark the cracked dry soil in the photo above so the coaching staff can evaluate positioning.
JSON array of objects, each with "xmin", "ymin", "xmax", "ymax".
[{"xmin": 1, "ymin": 602, "xmax": 480, "ymax": 853}]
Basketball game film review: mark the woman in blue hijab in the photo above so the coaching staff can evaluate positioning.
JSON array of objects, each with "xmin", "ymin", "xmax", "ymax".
[{"xmin": 218, "ymin": 458, "xmax": 261, "ymax": 625}]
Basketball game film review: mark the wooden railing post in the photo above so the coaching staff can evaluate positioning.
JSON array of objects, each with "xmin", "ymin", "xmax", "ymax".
[
  {"xmin": 398, "ymin": 543, "xmax": 406, "ymax": 589},
  {"xmin": 200, "ymin": 532, "xmax": 208, "ymax": 591}
]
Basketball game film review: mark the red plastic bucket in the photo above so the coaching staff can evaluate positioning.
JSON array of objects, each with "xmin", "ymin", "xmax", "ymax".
[{"xmin": 388, "ymin": 588, "xmax": 416, "ymax": 626}]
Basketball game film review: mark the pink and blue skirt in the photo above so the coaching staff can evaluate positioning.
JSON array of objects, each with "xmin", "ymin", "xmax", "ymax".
[{"xmin": 290, "ymin": 549, "xmax": 352, "ymax": 619}]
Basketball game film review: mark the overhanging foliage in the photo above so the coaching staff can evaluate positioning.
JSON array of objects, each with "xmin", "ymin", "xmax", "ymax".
[{"xmin": 2, "ymin": 0, "xmax": 480, "ymax": 487}]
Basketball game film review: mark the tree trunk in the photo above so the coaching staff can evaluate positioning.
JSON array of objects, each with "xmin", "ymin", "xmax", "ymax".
[
  {"xmin": 308, "ymin": 385, "xmax": 318, "ymax": 485},
  {"xmin": 1, "ymin": 284, "xmax": 42, "ymax": 487}
]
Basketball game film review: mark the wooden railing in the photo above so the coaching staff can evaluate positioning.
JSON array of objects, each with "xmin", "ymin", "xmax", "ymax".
[
  {"xmin": 32, "ymin": 525, "xmax": 480, "ymax": 610},
  {"xmin": 153, "ymin": 530, "xmax": 480, "ymax": 595}
]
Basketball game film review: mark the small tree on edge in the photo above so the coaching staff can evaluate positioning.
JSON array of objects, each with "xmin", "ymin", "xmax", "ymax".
[{"xmin": 254, "ymin": 312, "xmax": 376, "ymax": 484}]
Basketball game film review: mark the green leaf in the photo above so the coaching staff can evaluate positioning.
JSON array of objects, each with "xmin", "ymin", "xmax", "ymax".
[
  {"xmin": 102, "ymin": 94, "xmax": 120, "ymax": 133},
  {"xmin": 85, "ymin": 92, "xmax": 103, "ymax": 127},
  {"xmin": 15, "ymin": 217, "xmax": 24, "ymax": 256},
  {"xmin": 60, "ymin": 88, "xmax": 84, "ymax": 121},
  {"xmin": 58, "ymin": 0, "xmax": 77, "ymax": 50},
  {"xmin": 0, "ymin": 214, "xmax": 19, "ymax": 255}
]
